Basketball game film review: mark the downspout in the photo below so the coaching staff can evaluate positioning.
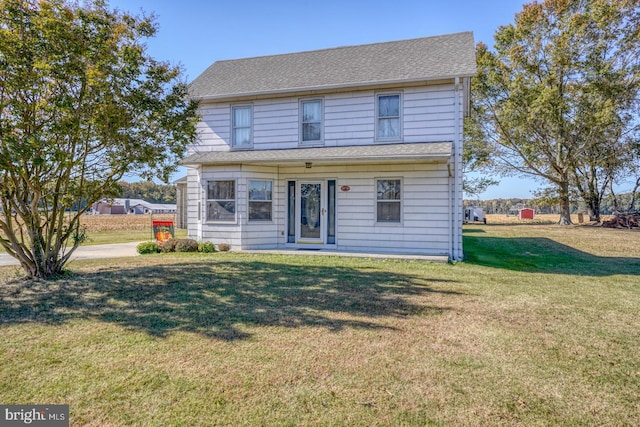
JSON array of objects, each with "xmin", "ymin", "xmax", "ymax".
[
  {"xmin": 448, "ymin": 163, "xmax": 453, "ymax": 260},
  {"xmin": 453, "ymin": 77, "xmax": 462, "ymax": 260}
]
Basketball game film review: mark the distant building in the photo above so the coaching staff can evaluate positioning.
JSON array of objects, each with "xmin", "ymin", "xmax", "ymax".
[
  {"xmin": 518, "ymin": 208, "xmax": 535, "ymax": 220},
  {"xmin": 91, "ymin": 198, "xmax": 176, "ymax": 215}
]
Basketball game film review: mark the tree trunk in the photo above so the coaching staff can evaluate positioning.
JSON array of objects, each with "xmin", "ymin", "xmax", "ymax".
[
  {"xmin": 557, "ymin": 181, "xmax": 573, "ymax": 225},
  {"xmin": 628, "ymin": 177, "xmax": 640, "ymax": 212},
  {"xmin": 586, "ymin": 203, "xmax": 601, "ymax": 223}
]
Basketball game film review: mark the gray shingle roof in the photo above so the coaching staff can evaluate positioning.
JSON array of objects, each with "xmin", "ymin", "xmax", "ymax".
[
  {"xmin": 181, "ymin": 142, "xmax": 452, "ymax": 165},
  {"xmin": 189, "ymin": 32, "xmax": 476, "ymax": 101}
]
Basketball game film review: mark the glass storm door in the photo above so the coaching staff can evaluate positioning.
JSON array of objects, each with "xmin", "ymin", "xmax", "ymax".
[{"xmin": 298, "ymin": 182, "xmax": 324, "ymax": 243}]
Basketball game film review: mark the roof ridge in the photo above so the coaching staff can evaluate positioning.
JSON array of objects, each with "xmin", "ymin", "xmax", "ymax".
[{"xmin": 212, "ymin": 31, "xmax": 474, "ymax": 64}]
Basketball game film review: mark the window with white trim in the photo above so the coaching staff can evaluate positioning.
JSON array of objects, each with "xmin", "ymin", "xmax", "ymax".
[
  {"xmin": 248, "ymin": 180, "xmax": 272, "ymax": 221},
  {"xmin": 376, "ymin": 93, "xmax": 401, "ymax": 140},
  {"xmin": 207, "ymin": 180, "xmax": 235, "ymax": 222},
  {"xmin": 376, "ymin": 179, "xmax": 401, "ymax": 222},
  {"xmin": 232, "ymin": 105, "xmax": 252, "ymax": 148},
  {"xmin": 301, "ymin": 99, "xmax": 323, "ymax": 143}
]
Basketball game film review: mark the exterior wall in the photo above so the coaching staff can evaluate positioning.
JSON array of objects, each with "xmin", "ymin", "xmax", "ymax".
[
  {"xmin": 279, "ymin": 162, "xmax": 451, "ymax": 255},
  {"xmin": 186, "ymin": 165, "xmax": 280, "ymax": 249},
  {"xmin": 189, "ymin": 83, "xmax": 456, "ymax": 154},
  {"xmin": 185, "ymin": 77, "xmax": 470, "ymax": 259},
  {"xmin": 186, "ymin": 167, "xmax": 201, "ymax": 239},
  {"xmin": 189, "ymin": 161, "xmax": 450, "ymax": 255},
  {"xmin": 176, "ymin": 182, "xmax": 187, "ymax": 228},
  {"xmin": 451, "ymin": 79, "xmax": 465, "ymax": 260}
]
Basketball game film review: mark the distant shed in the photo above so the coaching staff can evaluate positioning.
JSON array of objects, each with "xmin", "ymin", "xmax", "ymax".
[{"xmin": 518, "ymin": 208, "xmax": 535, "ymax": 220}]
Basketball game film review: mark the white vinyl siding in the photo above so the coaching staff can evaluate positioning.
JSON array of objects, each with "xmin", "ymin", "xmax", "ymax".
[
  {"xmin": 252, "ymin": 100, "xmax": 299, "ymax": 149},
  {"xmin": 184, "ymin": 76, "xmax": 466, "ymax": 258},
  {"xmin": 192, "ymin": 162, "xmax": 451, "ymax": 255},
  {"xmin": 403, "ymin": 85, "xmax": 455, "ymax": 142},
  {"xmin": 191, "ymin": 84, "xmax": 457, "ymax": 152},
  {"xmin": 324, "ymin": 93, "xmax": 374, "ymax": 145},
  {"xmin": 192, "ymin": 104, "xmax": 229, "ymax": 154}
]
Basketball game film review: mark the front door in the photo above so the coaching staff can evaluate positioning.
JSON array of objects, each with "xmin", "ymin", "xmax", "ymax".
[{"xmin": 297, "ymin": 182, "xmax": 324, "ymax": 244}]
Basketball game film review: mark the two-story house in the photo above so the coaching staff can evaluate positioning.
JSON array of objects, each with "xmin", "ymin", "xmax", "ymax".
[{"xmin": 182, "ymin": 32, "xmax": 476, "ymax": 260}]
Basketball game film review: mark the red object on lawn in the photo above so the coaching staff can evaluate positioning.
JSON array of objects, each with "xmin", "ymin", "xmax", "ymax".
[{"xmin": 518, "ymin": 208, "xmax": 535, "ymax": 220}]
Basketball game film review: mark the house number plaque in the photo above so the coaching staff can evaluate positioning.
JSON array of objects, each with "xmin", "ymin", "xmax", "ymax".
[{"xmin": 340, "ymin": 185, "xmax": 350, "ymax": 192}]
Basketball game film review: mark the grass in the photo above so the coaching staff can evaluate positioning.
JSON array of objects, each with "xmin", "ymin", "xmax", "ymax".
[
  {"xmin": 0, "ymin": 224, "xmax": 639, "ymax": 425},
  {"xmin": 82, "ymin": 228, "xmax": 187, "ymax": 245},
  {"xmin": 0, "ymin": 214, "xmax": 185, "ymax": 250},
  {"xmin": 80, "ymin": 213, "xmax": 186, "ymax": 245}
]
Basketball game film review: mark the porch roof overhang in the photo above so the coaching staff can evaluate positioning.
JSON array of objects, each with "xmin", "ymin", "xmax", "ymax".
[{"xmin": 181, "ymin": 142, "xmax": 452, "ymax": 167}]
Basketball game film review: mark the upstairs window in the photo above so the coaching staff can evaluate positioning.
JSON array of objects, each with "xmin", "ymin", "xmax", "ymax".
[
  {"xmin": 301, "ymin": 99, "xmax": 323, "ymax": 143},
  {"xmin": 207, "ymin": 180, "xmax": 236, "ymax": 222},
  {"xmin": 232, "ymin": 105, "xmax": 252, "ymax": 148},
  {"xmin": 376, "ymin": 94, "xmax": 401, "ymax": 140},
  {"xmin": 376, "ymin": 179, "xmax": 401, "ymax": 223}
]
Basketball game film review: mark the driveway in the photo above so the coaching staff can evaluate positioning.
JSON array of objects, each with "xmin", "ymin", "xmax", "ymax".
[{"xmin": 0, "ymin": 242, "xmax": 140, "ymax": 267}]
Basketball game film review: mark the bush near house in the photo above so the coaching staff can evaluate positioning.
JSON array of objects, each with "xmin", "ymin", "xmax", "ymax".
[
  {"xmin": 174, "ymin": 239, "xmax": 199, "ymax": 253},
  {"xmin": 160, "ymin": 238, "xmax": 178, "ymax": 253},
  {"xmin": 198, "ymin": 242, "xmax": 216, "ymax": 253},
  {"xmin": 136, "ymin": 242, "xmax": 160, "ymax": 254}
]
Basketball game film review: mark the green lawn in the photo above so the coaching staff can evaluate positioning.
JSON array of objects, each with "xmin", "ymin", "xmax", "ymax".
[{"xmin": 1, "ymin": 224, "xmax": 638, "ymax": 426}]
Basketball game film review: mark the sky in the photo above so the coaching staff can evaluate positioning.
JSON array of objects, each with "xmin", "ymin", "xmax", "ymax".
[{"xmin": 109, "ymin": 0, "xmax": 538, "ymax": 199}]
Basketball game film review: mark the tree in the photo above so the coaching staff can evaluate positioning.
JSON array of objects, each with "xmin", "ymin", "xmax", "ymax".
[
  {"xmin": 0, "ymin": 0, "xmax": 198, "ymax": 279},
  {"xmin": 470, "ymin": 0, "xmax": 640, "ymax": 224},
  {"xmin": 463, "ymin": 116, "xmax": 499, "ymax": 197},
  {"xmin": 118, "ymin": 181, "xmax": 177, "ymax": 203}
]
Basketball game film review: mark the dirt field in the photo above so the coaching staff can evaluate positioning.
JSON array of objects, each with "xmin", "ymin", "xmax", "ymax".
[
  {"xmin": 482, "ymin": 213, "xmax": 613, "ymax": 225},
  {"xmin": 80, "ymin": 214, "xmax": 178, "ymax": 232},
  {"xmin": 81, "ymin": 213, "xmax": 610, "ymax": 232}
]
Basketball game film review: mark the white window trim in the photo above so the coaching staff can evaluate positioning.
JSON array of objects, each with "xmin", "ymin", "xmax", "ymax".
[
  {"xmin": 206, "ymin": 179, "xmax": 237, "ymax": 223},
  {"xmin": 375, "ymin": 92, "xmax": 402, "ymax": 142},
  {"xmin": 248, "ymin": 179, "xmax": 274, "ymax": 222},
  {"xmin": 375, "ymin": 177, "xmax": 403, "ymax": 224},
  {"xmin": 231, "ymin": 104, "xmax": 253, "ymax": 149},
  {"xmin": 299, "ymin": 98, "xmax": 324, "ymax": 145}
]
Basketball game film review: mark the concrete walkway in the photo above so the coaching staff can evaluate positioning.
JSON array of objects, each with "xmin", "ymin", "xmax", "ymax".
[
  {"xmin": 0, "ymin": 242, "xmax": 140, "ymax": 267},
  {"xmin": 0, "ymin": 243, "xmax": 448, "ymax": 267},
  {"xmin": 243, "ymin": 249, "xmax": 449, "ymax": 262}
]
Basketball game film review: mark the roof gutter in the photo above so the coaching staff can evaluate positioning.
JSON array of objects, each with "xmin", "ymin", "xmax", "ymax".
[
  {"xmin": 181, "ymin": 153, "xmax": 451, "ymax": 167},
  {"xmin": 189, "ymin": 75, "xmax": 476, "ymax": 103}
]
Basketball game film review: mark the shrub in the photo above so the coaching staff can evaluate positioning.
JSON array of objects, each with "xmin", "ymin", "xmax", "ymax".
[
  {"xmin": 175, "ymin": 238, "xmax": 199, "ymax": 252},
  {"xmin": 137, "ymin": 241, "xmax": 160, "ymax": 254},
  {"xmin": 218, "ymin": 242, "xmax": 231, "ymax": 252},
  {"xmin": 198, "ymin": 241, "xmax": 216, "ymax": 253},
  {"xmin": 161, "ymin": 238, "xmax": 178, "ymax": 253}
]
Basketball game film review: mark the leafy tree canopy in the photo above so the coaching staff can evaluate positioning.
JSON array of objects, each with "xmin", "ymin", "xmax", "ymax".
[
  {"xmin": 469, "ymin": 0, "xmax": 640, "ymax": 224},
  {"xmin": 0, "ymin": 0, "xmax": 198, "ymax": 278}
]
